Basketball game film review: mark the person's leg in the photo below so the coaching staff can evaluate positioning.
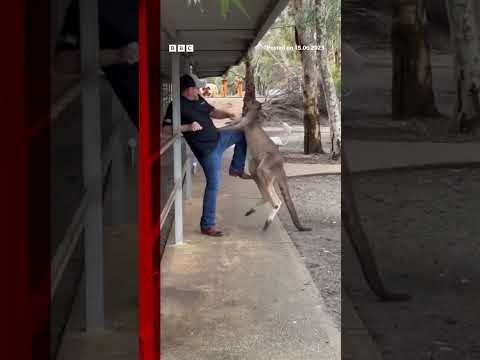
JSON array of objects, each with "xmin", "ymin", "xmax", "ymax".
[
  {"xmin": 197, "ymin": 150, "xmax": 222, "ymax": 230},
  {"xmin": 217, "ymin": 130, "xmax": 247, "ymax": 173}
]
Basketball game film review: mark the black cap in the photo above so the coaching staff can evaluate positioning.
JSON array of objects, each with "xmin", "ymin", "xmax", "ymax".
[{"xmin": 180, "ymin": 74, "xmax": 197, "ymax": 92}]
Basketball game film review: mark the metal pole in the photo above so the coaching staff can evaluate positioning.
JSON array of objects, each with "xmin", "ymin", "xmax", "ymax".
[
  {"xmin": 79, "ymin": 0, "xmax": 104, "ymax": 330},
  {"xmin": 184, "ymin": 145, "xmax": 192, "ymax": 200},
  {"xmin": 184, "ymin": 62, "xmax": 195, "ymax": 198},
  {"xmin": 172, "ymin": 52, "xmax": 184, "ymax": 245},
  {"xmin": 111, "ymin": 94, "xmax": 129, "ymax": 224}
]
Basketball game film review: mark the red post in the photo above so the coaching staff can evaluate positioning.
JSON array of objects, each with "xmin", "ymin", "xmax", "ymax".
[
  {"xmin": 1, "ymin": 1, "xmax": 51, "ymax": 359},
  {"xmin": 138, "ymin": 0, "xmax": 161, "ymax": 359}
]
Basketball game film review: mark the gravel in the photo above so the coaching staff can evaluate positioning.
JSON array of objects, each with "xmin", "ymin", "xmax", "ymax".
[{"xmin": 344, "ymin": 167, "xmax": 480, "ymax": 359}]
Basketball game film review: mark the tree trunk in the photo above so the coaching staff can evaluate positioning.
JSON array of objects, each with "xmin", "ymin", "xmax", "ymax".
[
  {"xmin": 392, "ymin": 0, "xmax": 438, "ymax": 120},
  {"xmin": 317, "ymin": 73, "xmax": 326, "ymax": 115},
  {"xmin": 446, "ymin": 0, "xmax": 480, "ymax": 134},
  {"xmin": 294, "ymin": 0, "xmax": 324, "ymax": 154},
  {"xmin": 315, "ymin": 0, "xmax": 341, "ymax": 159},
  {"xmin": 242, "ymin": 51, "xmax": 256, "ymax": 116}
]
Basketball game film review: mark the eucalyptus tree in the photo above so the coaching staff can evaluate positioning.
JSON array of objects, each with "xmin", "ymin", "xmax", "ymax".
[
  {"xmin": 316, "ymin": 0, "xmax": 341, "ymax": 159},
  {"xmin": 446, "ymin": 0, "xmax": 480, "ymax": 134},
  {"xmin": 391, "ymin": 0, "xmax": 438, "ymax": 120},
  {"xmin": 294, "ymin": 0, "xmax": 324, "ymax": 154}
]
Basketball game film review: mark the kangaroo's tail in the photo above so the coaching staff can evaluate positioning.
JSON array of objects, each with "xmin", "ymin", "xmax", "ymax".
[{"xmin": 277, "ymin": 173, "xmax": 311, "ymax": 232}]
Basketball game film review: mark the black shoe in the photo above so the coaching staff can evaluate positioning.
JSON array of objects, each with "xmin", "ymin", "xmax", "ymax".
[{"xmin": 229, "ymin": 169, "xmax": 251, "ymax": 179}]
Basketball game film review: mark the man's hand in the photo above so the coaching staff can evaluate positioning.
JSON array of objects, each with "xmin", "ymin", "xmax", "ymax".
[{"xmin": 190, "ymin": 122, "xmax": 203, "ymax": 132}]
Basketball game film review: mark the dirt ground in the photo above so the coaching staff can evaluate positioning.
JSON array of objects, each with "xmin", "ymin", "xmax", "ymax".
[
  {"xmin": 343, "ymin": 3, "xmax": 480, "ymax": 358},
  {"xmin": 344, "ymin": 168, "xmax": 480, "ymax": 359}
]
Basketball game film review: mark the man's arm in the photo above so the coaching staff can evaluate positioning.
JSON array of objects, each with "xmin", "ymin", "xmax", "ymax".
[
  {"xmin": 162, "ymin": 122, "xmax": 203, "ymax": 137},
  {"xmin": 210, "ymin": 109, "xmax": 236, "ymax": 119}
]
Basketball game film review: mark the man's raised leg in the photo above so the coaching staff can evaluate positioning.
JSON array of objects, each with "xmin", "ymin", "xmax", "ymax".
[{"xmin": 217, "ymin": 130, "xmax": 249, "ymax": 178}]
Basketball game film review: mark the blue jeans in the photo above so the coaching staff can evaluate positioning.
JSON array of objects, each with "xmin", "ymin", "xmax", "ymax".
[{"xmin": 197, "ymin": 130, "xmax": 247, "ymax": 230}]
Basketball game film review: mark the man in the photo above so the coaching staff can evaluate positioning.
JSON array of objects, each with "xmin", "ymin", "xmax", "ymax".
[
  {"xmin": 55, "ymin": 0, "xmax": 139, "ymax": 128},
  {"xmin": 163, "ymin": 74, "xmax": 249, "ymax": 237}
]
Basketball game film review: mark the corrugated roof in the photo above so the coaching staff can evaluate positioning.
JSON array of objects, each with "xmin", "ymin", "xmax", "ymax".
[{"xmin": 160, "ymin": 0, "xmax": 289, "ymax": 79}]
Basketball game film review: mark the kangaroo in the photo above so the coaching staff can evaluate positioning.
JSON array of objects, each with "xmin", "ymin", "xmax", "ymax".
[
  {"xmin": 342, "ymin": 156, "xmax": 410, "ymax": 301},
  {"xmin": 220, "ymin": 100, "xmax": 311, "ymax": 232}
]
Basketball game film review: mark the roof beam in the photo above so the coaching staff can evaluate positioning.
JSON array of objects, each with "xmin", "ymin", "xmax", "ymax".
[{"xmin": 177, "ymin": 29, "xmax": 255, "ymax": 39}]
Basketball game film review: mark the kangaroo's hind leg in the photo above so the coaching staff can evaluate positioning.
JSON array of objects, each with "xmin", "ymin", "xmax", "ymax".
[
  {"xmin": 245, "ymin": 174, "xmax": 269, "ymax": 216},
  {"xmin": 256, "ymin": 158, "xmax": 282, "ymax": 230},
  {"xmin": 262, "ymin": 180, "xmax": 282, "ymax": 230}
]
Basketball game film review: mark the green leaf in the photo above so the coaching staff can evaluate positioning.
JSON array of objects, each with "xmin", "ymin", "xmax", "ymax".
[
  {"xmin": 219, "ymin": 0, "xmax": 230, "ymax": 18},
  {"xmin": 231, "ymin": 0, "xmax": 250, "ymax": 19}
]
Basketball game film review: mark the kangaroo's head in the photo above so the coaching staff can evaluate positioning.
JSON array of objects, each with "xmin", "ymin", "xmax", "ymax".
[
  {"xmin": 245, "ymin": 99, "xmax": 262, "ymax": 112},
  {"xmin": 243, "ymin": 100, "xmax": 263, "ymax": 126},
  {"xmin": 222, "ymin": 100, "xmax": 263, "ymax": 131}
]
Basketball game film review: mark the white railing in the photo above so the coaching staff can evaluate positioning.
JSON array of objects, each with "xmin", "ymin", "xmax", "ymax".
[
  {"xmin": 51, "ymin": 117, "xmax": 122, "ymax": 297},
  {"xmin": 50, "ymin": 0, "xmax": 119, "ymax": 331}
]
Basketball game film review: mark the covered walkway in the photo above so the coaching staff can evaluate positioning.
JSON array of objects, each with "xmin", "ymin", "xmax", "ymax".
[{"xmin": 160, "ymin": 149, "xmax": 340, "ymax": 359}]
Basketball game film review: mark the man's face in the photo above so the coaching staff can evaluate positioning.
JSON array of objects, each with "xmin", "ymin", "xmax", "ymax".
[{"xmin": 184, "ymin": 86, "xmax": 200, "ymax": 100}]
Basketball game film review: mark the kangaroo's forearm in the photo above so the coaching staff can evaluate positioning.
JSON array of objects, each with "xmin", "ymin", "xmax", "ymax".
[{"xmin": 218, "ymin": 122, "xmax": 244, "ymax": 132}]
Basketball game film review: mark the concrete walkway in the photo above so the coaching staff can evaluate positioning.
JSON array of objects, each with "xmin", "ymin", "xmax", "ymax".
[
  {"xmin": 346, "ymin": 139, "xmax": 480, "ymax": 173},
  {"xmin": 160, "ymin": 151, "xmax": 340, "ymax": 360}
]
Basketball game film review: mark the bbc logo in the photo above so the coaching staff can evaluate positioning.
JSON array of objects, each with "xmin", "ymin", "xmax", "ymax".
[{"xmin": 169, "ymin": 44, "xmax": 194, "ymax": 53}]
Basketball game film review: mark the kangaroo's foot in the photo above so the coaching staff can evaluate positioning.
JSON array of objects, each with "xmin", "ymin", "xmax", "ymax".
[
  {"xmin": 245, "ymin": 200, "xmax": 267, "ymax": 216},
  {"xmin": 263, "ymin": 219, "xmax": 273, "ymax": 231},
  {"xmin": 263, "ymin": 204, "xmax": 281, "ymax": 231},
  {"xmin": 245, "ymin": 208, "xmax": 256, "ymax": 216}
]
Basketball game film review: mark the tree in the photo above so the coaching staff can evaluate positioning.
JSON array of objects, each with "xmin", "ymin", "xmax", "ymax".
[
  {"xmin": 294, "ymin": 0, "xmax": 324, "ymax": 154},
  {"xmin": 446, "ymin": 0, "xmax": 480, "ymax": 134},
  {"xmin": 391, "ymin": 0, "xmax": 438, "ymax": 119},
  {"xmin": 315, "ymin": 0, "xmax": 341, "ymax": 159},
  {"xmin": 242, "ymin": 50, "xmax": 256, "ymax": 116}
]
